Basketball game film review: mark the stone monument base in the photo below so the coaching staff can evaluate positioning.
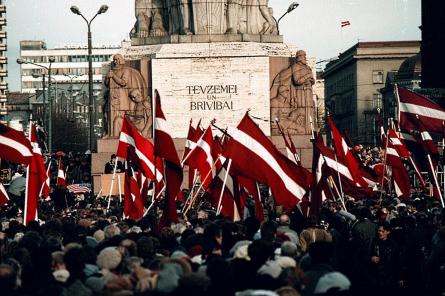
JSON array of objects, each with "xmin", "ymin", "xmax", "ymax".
[{"xmin": 131, "ymin": 34, "xmax": 283, "ymax": 46}]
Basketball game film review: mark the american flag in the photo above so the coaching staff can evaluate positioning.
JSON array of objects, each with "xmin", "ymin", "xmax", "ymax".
[
  {"xmin": 67, "ymin": 183, "xmax": 91, "ymax": 194},
  {"xmin": 341, "ymin": 20, "xmax": 351, "ymax": 27}
]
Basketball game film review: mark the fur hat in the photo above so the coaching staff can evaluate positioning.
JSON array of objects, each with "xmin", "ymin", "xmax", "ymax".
[
  {"xmin": 97, "ymin": 247, "xmax": 122, "ymax": 270},
  {"xmin": 314, "ymin": 272, "xmax": 351, "ymax": 294}
]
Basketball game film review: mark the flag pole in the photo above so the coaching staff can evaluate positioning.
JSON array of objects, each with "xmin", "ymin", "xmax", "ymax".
[
  {"xmin": 106, "ymin": 157, "xmax": 119, "ymax": 211},
  {"xmin": 181, "ymin": 169, "xmax": 199, "ymax": 213},
  {"xmin": 216, "ymin": 159, "xmax": 232, "ymax": 215},
  {"xmin": 183, "ymin": 157, "xmax": 222, "ymax": 216},
  {"xmin": 23, "ymin": 118, "xmax": 33, "ymax": 226},
  {"xmin": 379, "ymin": 124, "xmax": 389, "ymax": 200},
  {"xmin": 152, "ymin": 90, "xmax": 157, "ymax": 213}
]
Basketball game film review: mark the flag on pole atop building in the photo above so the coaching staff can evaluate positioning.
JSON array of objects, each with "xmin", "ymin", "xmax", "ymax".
[{"xmin": 341, "ymin": 20, "xmax": 351, "ymax": 27}]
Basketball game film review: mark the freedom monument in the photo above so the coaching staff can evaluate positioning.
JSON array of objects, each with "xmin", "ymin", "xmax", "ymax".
[{"xmin": 93, "ymin": 0, "xmax": 315, "ymax": 192}]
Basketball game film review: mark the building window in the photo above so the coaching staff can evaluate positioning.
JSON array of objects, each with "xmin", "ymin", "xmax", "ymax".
[
  {"xmin": 373, "ymin": 93, "xmax": 382, "ymax": 110},
  {"xmin": 372, "ymin": 70, "xmax": 384, "ymax": 84}
]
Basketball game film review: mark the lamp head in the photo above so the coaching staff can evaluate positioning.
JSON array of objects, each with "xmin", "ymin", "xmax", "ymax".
[
  {"xmin": 287, "ymin": 2, "xmax": 299, "ymax": 13},
  {"xmin": 16, "ymin": 58, "xmax": 25, "ymax": 65},
  {"xmin": 48, "ymin": 56, "xmax": 55, "ymax": 63},
  {"xmin": 70, "ymin": 6, "xmax": 81, "ymax": 15},
  {"xmin": 98, "ymin": 5, "xmax": 109, "ymax": 14}
]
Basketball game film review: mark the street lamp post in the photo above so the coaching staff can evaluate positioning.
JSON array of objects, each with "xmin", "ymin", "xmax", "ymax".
[
  {"xmin": 17, "ymin": 56, "xmax": 55, "ymax": 153},
  {"xmin": 64, "ymin": 74, "xmax": 80, "ymax": 120},
  {"xmin": 274, "ymin": 2, "xmax": 299, "ymax": 35},
  {"xmin": 70, "ymin": 4, "xmax": 108, "ymax": 152}
]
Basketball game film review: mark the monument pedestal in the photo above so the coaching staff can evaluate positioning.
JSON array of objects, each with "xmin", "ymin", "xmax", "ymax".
[
  {"xmin": 92, "ymin": 138, "xmax": 119, "ymax": 194},
  {"xmin": 95, "ymin": 41, "xmax": 315, "ymax": 193}
]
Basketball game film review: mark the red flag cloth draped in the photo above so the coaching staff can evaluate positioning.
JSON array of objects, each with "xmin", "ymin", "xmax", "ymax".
[
  {"xmin": 222, "ymin": 113, "xmax": 309, "ymax": 211},
  {"xmin": 57, "ymin": 158, "xmax": 66, "ymax": 188},
  {"xmin": 24, "ymin": 123, "xmax": 48, "ymax": 225},
  {"xmin": 117, "ymin": 117, "xmax": 164, "ymax": 185},
  {"xmin": 154, "ymin": 90, "xmax": 183, "ymax": 225},
  {"xmin": 124, "ymin": 163, "xmax": 144, "ymax": 221},
  {"xmin": 397, "ymin": 85, "xmax": 445, "ymax": 134},
  {"xmin": 185, "ymin": 126, "xmax": 216, "ymax": 190},
  {"xmin": 205, "ymin": 158, "xmax": 242, "ymax": 221},
  {"xmin": 0, "ymin": 123, "xmax": 33, "ymax": 165},
  {"xmin": 238, "ymin": 176, "xmax": 264, "ymax": 222},
  {"xmin": 316, "ymin": 139, "xmax": 375, "ymax": 199},
  {"xmin": 328, "ymin": 116, "xmax": 368, "ymax": 188},
  {"xmin": 386, "ymin": 138, "xmax": 411, "ymax": 200},
  {"xmin": 41, "ymin": 161, "xmax": 51, "ymax": 199},
  {"xmin": 311, "ymin": 135, "xmax": 328, "ymax": 216},
  {"xmin": 183, "ymin": 120, "xmax": 203, "ymax": 189},
  {"xmin": 378, "ymin": 109, "xmax": 387, "ymax": 146},
  {"xmin": 0, "ymin": 183, "xmax": 9, "ymax": 206}
]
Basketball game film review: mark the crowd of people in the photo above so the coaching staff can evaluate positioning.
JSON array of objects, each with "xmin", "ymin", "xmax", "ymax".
[{"xmin": 0, "ymin": 189, "xmax": 444, "ymax": 296}]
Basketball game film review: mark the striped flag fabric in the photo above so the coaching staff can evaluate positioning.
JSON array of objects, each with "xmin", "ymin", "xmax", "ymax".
[
  {"xmin": 154, "ymin": 90, "xmax": 183, "ymax": 226},
  {"xmin": 57, "ymin": 158, "xmax": 66, "ymax": 188},
  {"xmin": 0, "ymin": 122, "xmax": 33, "ymax": 165},
  {"xmin": 67, "ymin": 183, "xmax": 91, "ymax": 194},
  {"xmin": 328, "ymin": 115, "xmax": 369, "ymax": 188},
  {"xmin": 0, "ymin": 183, "xmax": 9, "ymax": 206},
  {"xmin": 341, "ymin": 20, "xmax": 351, "ymax": 27},
  {"xmin": 24, "ymin": 123, "xmax": 48, "ymax": 225},
  {"xmin": 184, "ymin": 126, "xmax": 217, "ymax": 190},
  {"xmin": 397, "ymin": 85, "xmax": 445, "ymax": 134},
  {"xmin": 124, "ymin": 162, "xmax": 144, "ymax": 221},
  {"xmin": 222, "ymin": 113, "xmax": 310, "ymax": 211},
  {"xmin": 117, "ymin": 117, "xmax": 164, "ymax": 186}
]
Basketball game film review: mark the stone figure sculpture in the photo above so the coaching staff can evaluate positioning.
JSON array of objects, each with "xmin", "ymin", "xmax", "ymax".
[
  {"xmin": 168, "ymin": 0, "xmax": 192, "ymax": 35},
  {"xmin": 104, "ymin": 54, "xmax": 149, "ymax": 137},
  {"xmin": 131, "ymin": 0, "xmax": 167, "ymax": 38},
  {"xmin": 129, "ymin": 89, "xmax": 152, "ymax": 138},
  {"xmin": 131, "ymin": 0, "xmax": 279, "ymax": 37},
  {"xmin": 271, "ymin": 50, "xmax": 315, "ymax": 135},
  {"xmin": 246, "ymin": 0, "xmax": 277, "ymax": 35},
  {"xmin": 226, "ymin": 0, "xmax": 246, "ymax": 34}
]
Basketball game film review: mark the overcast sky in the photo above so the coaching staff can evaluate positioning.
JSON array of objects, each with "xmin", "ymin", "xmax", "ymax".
[{"xmin": 6, "ymin": 0, "xmax": 421, "ymax": 91}]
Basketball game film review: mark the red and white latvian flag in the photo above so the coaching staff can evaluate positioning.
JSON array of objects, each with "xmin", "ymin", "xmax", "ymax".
[
  {"xmin": 184, "ymin": 125, "xmax": 217, "ymax": 190},
  {"xmin": 386, "ymin": 131, "xmax": 411, "ymax": 200},
  {"xmin": 124, "ymin": 162, "xmax": 144, "ymax": 221},
  {"xmin": 328, "ymin": 115, "xmax": 368, "ymax": 188},
  {"xmin": 40, "ymin": 161, "xmax": 51, "ymax": 200},
  {"xmin": 154, "ymin": 90, "xmax": 183, "ymax": 226},
  {"xmin": 0, "ymin": 183, "xmax": 9, "ymax": 206},
  {"xmin": 222, "ymin": 113, "xmax": 309, "ymax": 211},
  {"xmin": 0, "ymin": 122, "xmax": 33, "ymax": 165},
  {"xmin": 397, "ymin": 85, "xmax": 445, "ymax": 134},
  {"xmin": 57, "ymin": 158, "xmax": 66, "ymax": 188},
  {"xmin": 341, "ymin": 20, "xmax": 351, "ymax": 27},
  {"xmin": 117, "ymin": 117, "xmax": 164, "ymax": 186},
  {"xmin": 24, "ymin": 123, "xmax": 48, "ymax": 225},
  {"xmin": 183, "ymin": 119, "xmax": 204, "ymax": 189}
]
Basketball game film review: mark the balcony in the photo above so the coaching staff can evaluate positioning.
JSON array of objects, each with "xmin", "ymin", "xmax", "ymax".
[
  {"xmin": 0, "ymin": 4, "xmax": 5, "ymax": 13},
  {"xmin": 0, "ymin": 17, "xmax": 6, "ymax": 27},
  {"xmin": 0, "ymin": 56, "xmax": 6, "ymax": 64},
  {"xmin": 0, "ymin": 81, "xmax": 7, "ymax": 90},
  {"xmin": 0, "ymin": 43, "xmax": 5, "ymax": 52},
  {"xmin": 0, "ymin": 31, "xmax": 5, "ymax": 39}
]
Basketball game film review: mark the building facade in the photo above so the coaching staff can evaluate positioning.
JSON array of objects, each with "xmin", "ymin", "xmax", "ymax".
[
  {"xmin": 0, "ymin": 0, "xmax": 7, "ymax": 117},
  {"xmin": 323, "ymin": 41, "xmax": 420, "ymax": 146},
  {"xmin": 18, "ymin": 40, "xmax": 120, "ymax": 93}
]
